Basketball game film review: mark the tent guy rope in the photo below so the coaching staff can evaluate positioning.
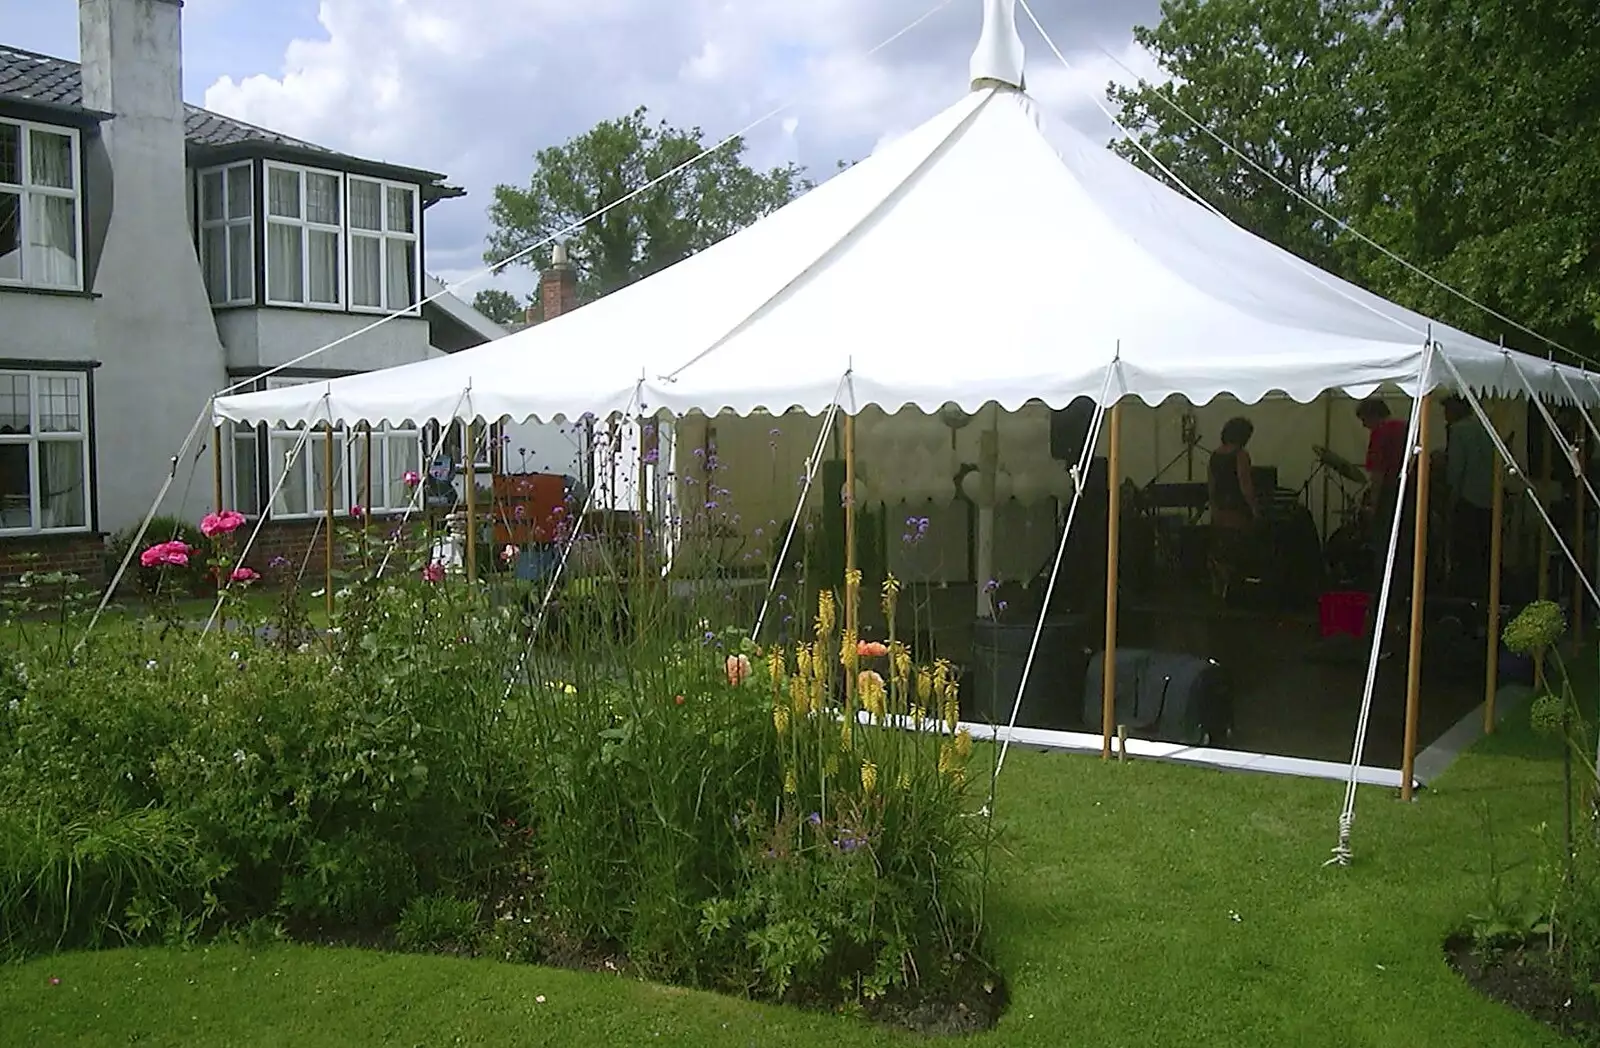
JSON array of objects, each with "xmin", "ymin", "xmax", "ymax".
[
  {"xmin": 1089, "ymin": 41, "xmax": 1596, "ymax": 370},
  {"xmin": 1326, "ymin": 345, "xmax": 1429, "ymax": 866},
  {"xmin": 751, "ymin": 370, "xmax": 851, "ymax": 641},
  {"xmin": 992, "ymin": 356, "xmax": 1119, "ymax": 784}
]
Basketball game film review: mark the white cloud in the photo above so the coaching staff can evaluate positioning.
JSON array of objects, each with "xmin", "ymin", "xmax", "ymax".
[{"xmin": 201, "ymin": 0, "xmax": 1163, "ymax": 303}]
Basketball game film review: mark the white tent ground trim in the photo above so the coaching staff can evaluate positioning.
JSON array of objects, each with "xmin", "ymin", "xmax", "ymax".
[
  {"xmin": 211, "ymin": 81, "xmax": 1598, "ymax": 431},
  {"xmin": 861, "ymin": 711, "xmax": 1414, "ymax": 790}
]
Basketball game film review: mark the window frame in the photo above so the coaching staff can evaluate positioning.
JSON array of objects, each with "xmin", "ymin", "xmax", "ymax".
[
  {"xmin": 196, "ymin": 160, "xmax": 256, "ymax": 307},
  {"xmin": 0, "ymin": 118, "xmax": 85, "ymax": 293},
  {"xmin": 346, "ymin": 175, "xmax": 421, "ymax": 316},
  {"xmin": 0, "ymin": 367, "xmax": 94, "ymax": 536},
  {"xmin": 262, "ymin": 161, "xmax": 347, "ymax": 310}
]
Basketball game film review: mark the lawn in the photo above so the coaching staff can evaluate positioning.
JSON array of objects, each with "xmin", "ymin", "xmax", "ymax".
[{"xmin": 0, "ymin": 708, "xmax": 1571, "ymax": 1047}]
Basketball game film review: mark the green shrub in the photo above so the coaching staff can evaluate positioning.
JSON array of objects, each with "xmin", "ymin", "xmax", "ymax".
[
  {"xmin": 105, "ymin": 514, "xmax": 215, "ymax": 598},
  {"xmin": 396, "ymin": 893, "xmax": 480, "ymax": 952}
]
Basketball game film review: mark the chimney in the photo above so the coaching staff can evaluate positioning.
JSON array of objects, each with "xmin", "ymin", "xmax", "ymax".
[
  {"xmin": 540, "ymin": 240, "xmax": 578, "ymax": 322},
  {"xmin": 76, "ymin": 0, "xmax": 229, "ymax": 536},
  {"xmin": 80, "ymin": 0, "xmax": 186, "ymax": 123}
]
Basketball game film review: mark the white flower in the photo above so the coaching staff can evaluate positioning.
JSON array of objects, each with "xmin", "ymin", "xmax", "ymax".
[
  {"xmin": 6, "ymin": 698, "xmax": 18, "ymax": 713},
  {"xmin": 230, "ymin": 650, "xmax": 241, "ymax": 661},
  {"xmin": 145, "ymin": 659, "xmax": 158, "ymax": 670},
  {"xmin": 233, "ymin": 749, "xmax": 247, "ymax": 765}
]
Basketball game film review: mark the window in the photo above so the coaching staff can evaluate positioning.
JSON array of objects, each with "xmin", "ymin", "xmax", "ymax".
[
  {"xmin": 0, "ymin": 369, "xmax": 91, "ymax": 533},
  {"xmin": 264, "ymin": 163, "xmax": 343, "ymax": 307},
  {"xmin": 198, "ymin": 162, "xmax": 254, "ymax": 305},
  {"xmin": 347, "ymin": 177, "xmax": 419, "ymax": 313},
  {"xmin": 0, "ymin": 120, "xmax": 81, "ymax": 290},
  {"xmin": 228, "ymin": 376, "xmax": 424, "ymax": 518}
]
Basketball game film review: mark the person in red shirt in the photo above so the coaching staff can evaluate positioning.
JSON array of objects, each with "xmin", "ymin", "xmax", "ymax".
[{"xmin": 1356, "ymin": 397, "xmax": 1415, "ymax": 642}]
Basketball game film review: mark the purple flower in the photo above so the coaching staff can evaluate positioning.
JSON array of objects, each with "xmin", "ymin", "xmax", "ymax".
[
  {"xmin": 997, "ymin": 600, "xmax": 1009, "ymax": 613},
  {"xmin": 269, "ymin": 555, "xmax": 290, "ymax": 569},
  {"xmin": 807, "ymin": 812, "xmax": 822, "ymax": 827}
]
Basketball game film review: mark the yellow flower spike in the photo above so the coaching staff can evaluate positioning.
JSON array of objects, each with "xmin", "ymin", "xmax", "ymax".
[
  {"xmin": 840, "ymin": 630, "xmax": 859, "ymax": 673},
  {"xmin": 943, "ymin": 698, "xmax": 960, "ymax": 734},
  {"xmin": 881, "ymin": 573, "xmax": 900, "ymax": 618},
  {"xmin": 897, "ymin": 770, "xmax": 911, "ymax": 791},
  {"xmin": 767, "ymin": 649, "xmax": 785, "ymax": 682},
  {"xmin": 840, "ymin": 716, "xmax": 853, "ymax": 751},
  {"xmin": 951, "ymin": 766, "xmax": 967, "ymax": 788},
  {"xmin": 954, "ymin": 729, "xmax": 973, "ymax": 760},
  {"xmin": 938, "ymin": 742, "xmax": 955, "ymax": 775},
  {"xmin": 890, "ymin": 643, "xmax": 911, "ymax": 686},
  {"xmin": 784, "ymin": 768, "xmax": 798, "ymax": 795},
  {"xmin": 810, "ymin": 678, "xmax": 825, "ymax": 715},
  {"xmin": 911, "ymin": 703, "xmax": 926, "ymax": 726},
  {"xmin": 915, "ymin": 668, "xmax": 933, "ymax": 704},
  {"xmin": 845, "ymin": 568, "xmax": 862, "ymax": 591},
  {"xmin": 858, "ymin": 670, "xmax": 886, "ymax": 721},
  {"xmin": 790, "ymin": 677, "xmax": 808, "ymax": 715},
  {"xmin": 816, "ymin": 590, "xmax": 836, "ymax": 637},
  {"xmin": 773, "ymin": 703, "xmax": 790, "ymax": 736},
  {"xmin": 796, "ymin": 644, "xmax": 812, "ymax": 681},
  {"xmin": 861, "ymin": 761, "xmax": 878, "ymax": 794}
]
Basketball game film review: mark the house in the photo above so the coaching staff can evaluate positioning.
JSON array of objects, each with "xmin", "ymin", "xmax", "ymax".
[{"xmin": 0, "ymin": 0, "xmax": 507, "ymax": 582}]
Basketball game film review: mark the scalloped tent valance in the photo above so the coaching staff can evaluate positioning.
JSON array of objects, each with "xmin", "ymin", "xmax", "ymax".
[{"xmin": 213, "ymin": 87, "xmax": 1598, "ymax": 431}]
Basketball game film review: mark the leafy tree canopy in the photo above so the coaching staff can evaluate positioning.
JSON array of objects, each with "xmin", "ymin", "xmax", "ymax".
[
  {"xmin": 470, "ymin": 288, "xmax": 526, "ymax": 327},
  {"xmin": 486, "ymin": 107, "xmax": 809, "ymax": 305},
  {"xmin": 1109, "ymin": 0, "xmax": 1600, "ymax": 364}
]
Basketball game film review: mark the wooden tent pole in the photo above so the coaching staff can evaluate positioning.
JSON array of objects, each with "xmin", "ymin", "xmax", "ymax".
[
  {"xmin": 465, "ymin": 421, "xmax": 478, "ymax": 584},
  {"xmin": 1102, "ymin": 399, "xmax": 1123, "ymax": 760},
  {"xmin": 1401, "ymin": 395, "xmax": 1434, "ymax": 801},
  {"xmin": 1537, "ymin": 424, "xmax": 1552, "ymax": 687},
  {"xmin": 362, "ymin": 422, "xmax": 373, "ymax": 534},
  {"xmin": 1575, "ymin": 425, "xmax": 1586, "ymax": 638},
  {"xmin": 212, "ymin": 423, "xmax": 224, "ymax": 512},
  {"xmin": 323, "ymin": 422, "xmax": 335, "ymax": 622},
  {"xmin": 1484, "ymin": 404, "xmax": 1506, "ymax": 734},
  {"xmin": 637, "ymin": 416, "xmax": 648, "ymax": 582}
]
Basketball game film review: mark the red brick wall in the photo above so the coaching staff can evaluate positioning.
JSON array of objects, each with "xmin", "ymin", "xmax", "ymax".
[
  {"xmin": 0, "ymin": 533, "xmax": 109, "ymax": 586},
  {"xmin": 234, "ymin": 517, "xmax": 433, "ymax": 576}
]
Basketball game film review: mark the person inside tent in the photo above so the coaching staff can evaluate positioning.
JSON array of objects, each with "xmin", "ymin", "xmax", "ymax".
[
  {"xmin": 1207, "ymin": 415, "xmax": 1257, "ymax": 599},
  {"xmin": 1357, "ymin": 396, "xmax": 1415, "ymax": 642},
  {"xmin": 1441, "ymin": 395, "xmax": 1495, "ymax": 597}
]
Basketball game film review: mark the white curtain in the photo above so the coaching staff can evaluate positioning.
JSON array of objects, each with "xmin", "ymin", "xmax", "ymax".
[
  {"xmin": 268, "ymin": 223, "xmax": 303, "ymax": 302},
  {"xmin": 385, "ymin": 238, "xmax": 415, "ymax": 308},
  {"xmin": 308, "ymin": 228, "xmax": 339, "ymax": 304},
  {"xmin": 27, "ymin": 194, "xmax": 76, "ymax": 287},
  {"xmin": 38, "ymin": 439, "xmax": 84, "ymax": 529},
  {"xmin": 28, "ymin": 131, "xmax": 72, "ymax": 188},
  {"xmin": 350, "ymin": 235, "xmax": 381, "ymax": 308}
]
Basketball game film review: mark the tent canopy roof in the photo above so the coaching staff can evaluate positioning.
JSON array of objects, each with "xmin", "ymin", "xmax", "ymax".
[{"xmin": 214, "ymin": 45, "xmax": 1595, "ymax": 430}]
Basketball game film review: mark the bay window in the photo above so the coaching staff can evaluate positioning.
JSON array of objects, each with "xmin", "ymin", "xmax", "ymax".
[
  {"xmin": 347, "ymin": 177, "xmax": 419, "ymax": 313},
  {"xmin": 0, "ymin": 369, "xmax": 91, "ymax": 533},
  {"xmin": 0, "ymin": 119, "xmax": 82, "ymax": 291},
  {"xmin": 265, "ymin": 162, "xmax": 343, "ymax": 307},
  {"xmin": 197, "ymin": 162, "xmax": 254, "ymax": 305}
]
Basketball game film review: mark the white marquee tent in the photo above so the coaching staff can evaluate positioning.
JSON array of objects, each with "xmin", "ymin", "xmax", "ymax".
[{"xmin": 211, "ymin": 3, "xmax": 1600, "ymax": 433}]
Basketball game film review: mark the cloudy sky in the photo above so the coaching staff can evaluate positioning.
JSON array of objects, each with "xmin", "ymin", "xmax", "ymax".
[{"xmin": 2, "ymin": 0, "xmax": 1164, "ymax": 303}]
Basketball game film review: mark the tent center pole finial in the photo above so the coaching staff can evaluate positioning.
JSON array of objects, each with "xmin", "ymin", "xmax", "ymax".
[{"xmin": 970, "ymin": 0, "xmax": 1026, "ymax": 91}]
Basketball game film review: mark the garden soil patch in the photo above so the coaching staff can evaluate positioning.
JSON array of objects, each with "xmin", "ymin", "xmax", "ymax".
[{"xmin": 1446, "ymin": 934, "xmax": 1600, "ymax": 1045}]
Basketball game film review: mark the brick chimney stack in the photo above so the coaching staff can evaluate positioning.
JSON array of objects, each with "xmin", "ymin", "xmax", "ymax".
[{"xmin": 540, "ymin": 241, "xmax": 578, "ymax": 322}]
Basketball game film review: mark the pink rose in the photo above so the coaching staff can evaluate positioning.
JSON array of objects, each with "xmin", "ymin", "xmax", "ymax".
[
  {"xmin": 350, "ymin": 505, "xmax": 364, "ymax": 519},
  {"xmin": 501, "ymin": 544, "xmax": 518, "ymax": 564},
  {"xmin": 139, "ymin": 540, "xmax": 192, "ymax": 568},
  {"xmin": 229, "ymin": 567, "xmax": 260, "ymax": 583},
  {"xmin": 199, "ymin": 510, "xmax": 246, "ymax": 538},
  {"xmin": 422, "ymin": 561, "xmax": 446, "ymax": 583},
  {"xmin": 403, "ymin": 470, "xmax": 421, "ymax": 488},
  {"xmin": 725, "ymin": 653, "xmax": 752, "ymax": 687}
]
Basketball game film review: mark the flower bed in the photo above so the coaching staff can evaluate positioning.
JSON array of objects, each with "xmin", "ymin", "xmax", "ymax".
[{"xmin": 0, "ymin": 510, "xmax": 1002, "ymax": 1029}]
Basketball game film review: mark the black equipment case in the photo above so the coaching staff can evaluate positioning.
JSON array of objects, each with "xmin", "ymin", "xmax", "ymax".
[{"xmin": 1083, "ymin": 649, "xmax": 1232, "ymax": 746}]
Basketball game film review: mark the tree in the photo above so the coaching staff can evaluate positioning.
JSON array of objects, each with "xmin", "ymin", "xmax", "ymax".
[
  {"xmin": 1342, "ymin": 0, "xmax": 1600, "ymax": 363},
  {"xmin": 471, "ymin": 288, "xmax": 526, "ymax": 327},
  {"xmin": 486, "ymin": 107, "xmax": 809, "ymax": 304},
  {"xmin": 1108, "ymin": 0, "xmax": 1600, "ymax": 364},
  {"xmin": 1107, "ymin": 0, "xmax": 1386, "ymax": 275}
]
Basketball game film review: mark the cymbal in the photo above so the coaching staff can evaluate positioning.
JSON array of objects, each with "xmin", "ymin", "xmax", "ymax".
[{"xmin": 1314, "ymin": 444, "xmax": 1366, "ymax": 484}]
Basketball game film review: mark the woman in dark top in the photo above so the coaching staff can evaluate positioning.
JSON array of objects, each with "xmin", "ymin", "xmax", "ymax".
[{"xmin": 1208, "ymin": 416, "xmax": 1257, "ymax": 598}]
